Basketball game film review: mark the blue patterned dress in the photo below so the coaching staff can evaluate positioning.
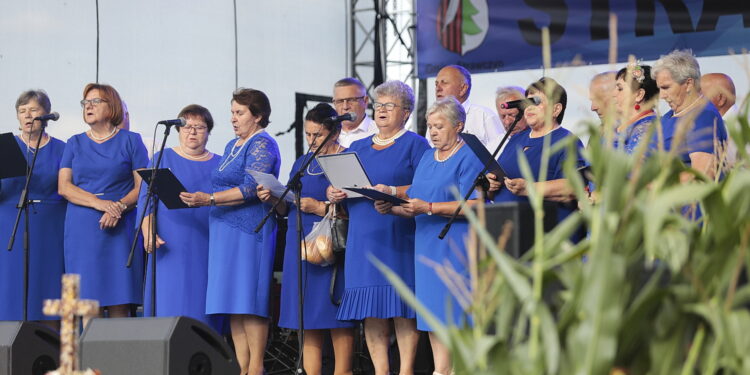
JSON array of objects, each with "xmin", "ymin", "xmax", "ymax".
[
  {"xmin": 61, "ymin": 130, "xmax": 148, "ymax": 306},
  {"xmin": 337, "ymin": 131, "xmax": 430, "ymax": 321},
  {"xmin": 205, "ymin": 132, "xmax": 281, "ymax": 317},
  {"xmin": 0, "ymin": 136, "xmax": 66, "ymax": 320},
  {"xmin": 613, "ymin": 115, "xmax": 657, "ymax": 154},
  {"xmin": 407, "ymin": 145, "xmax": 483, "ymax": 331},
  {"xmin": 138, "ymin": 148, "xmax": 223, "ymax": 331},
  {"xmin": 278, "ymin": 154, "xmax": 355, "ymax": 330}
]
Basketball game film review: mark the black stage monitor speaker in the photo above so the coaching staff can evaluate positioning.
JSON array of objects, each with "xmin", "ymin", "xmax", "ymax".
[
  {"xmin": 0, "ymin": 321, "xmax": 59, "ymax": 375},
  {"xmin": 80, "ymin": 317, "xmax": 239, "ymax": 375},
  {"xmin": 481, "ymin": 201, "xmax": 558, "ymax": 258}
]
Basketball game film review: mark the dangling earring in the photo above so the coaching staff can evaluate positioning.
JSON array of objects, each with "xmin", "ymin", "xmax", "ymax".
[{"xmin": 634, "ymin": 103, "xmax": 641, "ymax": 111}]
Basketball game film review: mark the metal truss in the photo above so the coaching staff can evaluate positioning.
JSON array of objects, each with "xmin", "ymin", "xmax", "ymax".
[{"xmin": 346, "ymin": 0, "xmax": 417, "ymax": 101}]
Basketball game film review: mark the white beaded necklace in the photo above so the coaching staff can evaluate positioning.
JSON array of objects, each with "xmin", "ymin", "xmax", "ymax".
[
  {"xmin": 218, "ymin": 129, "xmax": 264, "ymax": 172},
  {"xmin": 179, "ymin": 146, "xmax": 210, "ymax": 161},
  {"xmin": 434, "ymin": 139, "xmax": 463, "ymax": 162},
  {"xmin": 372, "ymin": 128, "xmax": 407, "ymax": 146},
  {"xmin": 673, "ymin": 95, "xmax": 704, "ymax": 117},
  {"xmin": 88, "ymin": 127, "xmax": 118, "ymax": 142}
]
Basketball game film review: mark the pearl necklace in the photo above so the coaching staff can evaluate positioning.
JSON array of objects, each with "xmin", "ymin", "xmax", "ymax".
[
  {"xmin": 218, "ymin": 129, "xmax": 264, "ymax": 172},
  {"xmin": 673, "ymin": 95, "xmax": 704, "ymax": 117},
  {"xmin": 179, "ymin": 146, "xmax": 211, "ymax": 161},
  {"xmin": 434, "ymin": 139, "xmax": 463, "ymax": 162},
  {"xmin": 88, "ymin": 127, "xmax": 118, "ymax": 141},
  {"xmin": 372, "ymin": 128, "xmax": 407, "ymax": 146}
]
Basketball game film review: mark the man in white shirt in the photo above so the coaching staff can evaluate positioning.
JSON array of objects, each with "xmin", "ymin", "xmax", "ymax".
[
  {"xmin": 332, "ymin": 77, "xmax": 377, "ymax": 147},
  {"xmin": 434, "ymin": 65, "xmax": 505, "ymax": 152},
  {"xmin": 702, "ymin": 72, "xmax": 741, "ymax": 168}
]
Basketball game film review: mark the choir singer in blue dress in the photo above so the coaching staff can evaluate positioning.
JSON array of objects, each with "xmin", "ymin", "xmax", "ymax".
[
  {"xmin": 374, "ymin": 97, "xmax": 484, "ymax": 375},
  {"xmin": 0, "ymin": 90, "xmax": 66, "ymax": 323},
  {"xmin": 179, "ymin": 88, "xmax": 281, "ymax": 375},
  {"xmin": 486, "ymin": 78, "xmax": 586, "ymax": 229},
  {"xmin": 257, "ymin": 103, "xmax": 355, "ymax": 375},
  {"xmin": 327, "ymin": 80, "xmax": 430, "ymax": 375},
  {"xmin": 138, "ymin": 104, "xmax": 222, "ymax": 331},
  {"xmin": 58, "ymin": 84, "xmax": 148, "ymax": 318}
]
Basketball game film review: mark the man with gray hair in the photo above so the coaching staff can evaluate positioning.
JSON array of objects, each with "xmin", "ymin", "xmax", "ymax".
[
  {"xmin": 588, "ymin": 71, "xmax": 616, "ymax": 123},
  {"xmin": 434, "ymin": 65, "xmax": 505, "ymax": 151},
  {"xmin": 332, "ymin": 77, "xmax": 377, "ymax": 147},
  {"xmin": 495, "ymin": 86, "xmax": 528, "ymax": 137}
]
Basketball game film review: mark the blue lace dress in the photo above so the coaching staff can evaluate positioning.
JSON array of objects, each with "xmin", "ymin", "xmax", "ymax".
[
  {"xmin": 138, "ymin": 148, "xmax": 223, "ymax": 332},
  {"xmin": 61, "ymin": 130, "xmax": 148, "ymax": 306},
  {"xmin": 406, "ymin": 145, "xmax": 483, "ymax": 331},
  {"xmin": 0, "ymin": 136, "xmax": 66, "ymax": 320},
  {"xmin": 205, "ymin": 132, "xmax": 281, "ymax": 317},
  {"xmin": 613, "ymin": 115, "xmax": 657, "ymax": 154},
  {"xmin": 278, "ymin": 154, "xmax": 355, "ymax": 330},
  {"xmin": 337, "ymin": 131, "xmax": 430, "ymax": 321}
]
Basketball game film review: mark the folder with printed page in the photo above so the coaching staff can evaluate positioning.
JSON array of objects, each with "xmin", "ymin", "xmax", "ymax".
[{"xmin": 316, "ymin": 152, "xmax": 373, "ymax": 199}]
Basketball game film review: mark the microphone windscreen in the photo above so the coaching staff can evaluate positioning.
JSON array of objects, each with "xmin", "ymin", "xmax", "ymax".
[
  {"xmin": 347, "ymin": 112, "xmax": 357, "ymax": 122},
  {"xmin": 50, "ymin": 112, "xmax": 60, "ymax": 121}
]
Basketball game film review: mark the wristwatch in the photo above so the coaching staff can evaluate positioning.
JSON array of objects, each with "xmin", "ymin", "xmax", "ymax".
[
  {"xmin": 427, "ymin": 202, "xmax": 433, "ymax": 216},
  {"xmin": 209, "ymin": 194, "xmax": 216, "ymax": 206}
]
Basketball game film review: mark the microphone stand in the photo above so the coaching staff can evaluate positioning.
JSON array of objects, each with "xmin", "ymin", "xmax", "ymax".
[
  {"xmin": 127, "ymin": 123, "xmax": 174, "ymax": 317},
  {"xmin": 438, "ymin": 111, "xmax": 524, "ymax": 239},
  {"xmin": 7, "ymin": 120, "xmax": 49, "ymax": 321},
  {"xmin": 255, "ymin": 125, "xmax": 337, "ymax": 375}
]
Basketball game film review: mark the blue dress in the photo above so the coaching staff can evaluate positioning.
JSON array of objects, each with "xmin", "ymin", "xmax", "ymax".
[
  {"xmin": 613, "ymin": 115, "xmax": 657, "ymax": 154},
  {"xmin": 0, "ymin": 136, "xmax": 66, "ymax": 320},
  {"xmin": 60, "ymin": 130, "xmax": 148, "ymax": 306},
  {"xmin": 337, "ymin": 131, "xmax": 430, "ymax": 321},
  {"xmin": 407, "ymin": 145, "xmax": 483, "ymax": 331},
  {"xmin": 205, "ymin": 132, "xmax": 281, "ymax": 317},
  {"xmin": 660, "ymin": 101, "xmax": 727, "ymax": 165},
  {"xmin": 496, "ymin": 127, "xmax": 586, "ymax": 227},
  {"xmin": 278, "ymin": 154, "xmax": 355, "ymax": 330},
  {"xmin": 138, "ymin": 148, "xmax": 223, "ymax": 331}
]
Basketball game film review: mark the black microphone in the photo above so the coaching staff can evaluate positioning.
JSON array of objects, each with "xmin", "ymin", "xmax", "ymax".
[
  {"xmin": 33, "ymin": 112, "xmax": 59, "ymax": 121},
  {"xmin": 499, "ymin": 97, "xmax": 541, "ymax": 110},
  {"xmin": 324, "ymin": 112, "xmax": 357, "ymax": 123},
  {"xmin": 157, "ymin": 117, "xmax": 187, "ymax": 127}
]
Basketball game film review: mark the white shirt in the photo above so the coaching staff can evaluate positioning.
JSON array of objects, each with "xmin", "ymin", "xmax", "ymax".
[
  {"xmin": 338, "ymin": 116, "xmax": 377, "ymax": 148},
  {"xmin": 723, "ymin": 104, "xmax": 743, "ymax": 168},
  {"xmin": 428, "ymin": 100, "xmax": 506, "ymax": 154}
]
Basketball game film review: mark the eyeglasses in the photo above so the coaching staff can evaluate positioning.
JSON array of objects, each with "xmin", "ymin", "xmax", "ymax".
[
  {"xmin": 80, "ymin": 98, "xmax": 107, "ymax": 107},
  {"xmin": 179, "ymin": 125, "xmax": 209, "ymax": 133},
  {"xmin": 332, "ymin": 96, "xmax": 365, "ymax": 106},
  {"xmin": 373, "ymin": 102, "xmax": 402, "ymax": 111}
]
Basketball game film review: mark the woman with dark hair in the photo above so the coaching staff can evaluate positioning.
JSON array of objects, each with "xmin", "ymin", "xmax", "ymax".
[
  {"xmin": 257, "ymin": 103, "xmax": 355, "ymax": 375},
  {"xmin": 138, "ymin": 104, "xmax": 222, "ymax": 331},
  {"xmin": 179, "ymin": 88, "xmax": 281, "ymax": 375},
  {"xmin": 487, "ymin": 78, "xmax": 585, "ymax": 226},
  {"xmin": 612, "ymin": 63, "xmax": 660, "ymax": 153},
  {"xmin": 0, "ymin": 90, "xmax": 66, "ymax": 322},
  {"xmin": 58, "ymin": 83, "xmax": 148, "ymax": 318}
]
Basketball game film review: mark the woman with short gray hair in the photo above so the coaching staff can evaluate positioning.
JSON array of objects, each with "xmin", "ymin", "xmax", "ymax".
[
  {"xmin": 0, "ymin": 90, "xmax": 66, "ymax": 323},
  {"xmin": 652, "ymin": 49, "xmax": 727, "ymax": 179},
  {"xmin": 327, "ymin": 80, "xmax": 430, "ymax": 375},
  {"xmin": 376, "ymin": 96, "xmax": 484, "ymax": 374}
]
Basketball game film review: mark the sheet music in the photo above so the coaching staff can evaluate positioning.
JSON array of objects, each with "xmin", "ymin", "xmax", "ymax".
[{"xmin": 248, "ymin": 170, "xmax": 295, "ymax": 203}]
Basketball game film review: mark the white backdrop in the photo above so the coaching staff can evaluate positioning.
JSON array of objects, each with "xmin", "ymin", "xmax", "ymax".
[
  {"xmin": 0, "ymin": 0, "xmax": 347, "ymax": 179},
  {"xmin": 2, "ymin": 1, "xmax": 748, "ymax": 179}
]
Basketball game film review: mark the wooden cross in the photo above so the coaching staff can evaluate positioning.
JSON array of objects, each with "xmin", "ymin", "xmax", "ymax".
[{"xmin": 43, "ymin": 274, "xmax": 101, "ymax": 375}]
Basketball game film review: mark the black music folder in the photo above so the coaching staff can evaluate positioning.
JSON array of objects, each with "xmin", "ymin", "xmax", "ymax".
[
  {"xmin": 460, "ymin": 133, "xmax": 507, "ymax": 180},
  {"xmin": 0, "ymin": 133, "xmax": 28, "ymax": 179},
  {"xmin": 137, "ymin": 168, "xmax": 189, "ymax": 209},
  {"xmin": 343, "ymin": 187, "xmax": 408, "ymax": 205}
]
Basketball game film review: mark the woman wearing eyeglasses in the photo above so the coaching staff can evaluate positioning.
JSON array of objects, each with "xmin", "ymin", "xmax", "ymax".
[
  {"xmin": 58, "ymin": 83, "xmax": 148, "ymax": 318},
  {"xmin": 137, "ymin": 104, "xmax": 222, "ymax": 331},
  {"xmin": 328, "ymin": 80, "xmax": 430, "ymax": 375},
  {"xmin": 0, "ymin": 90, "xmax": 66, "ymax": 323}
]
